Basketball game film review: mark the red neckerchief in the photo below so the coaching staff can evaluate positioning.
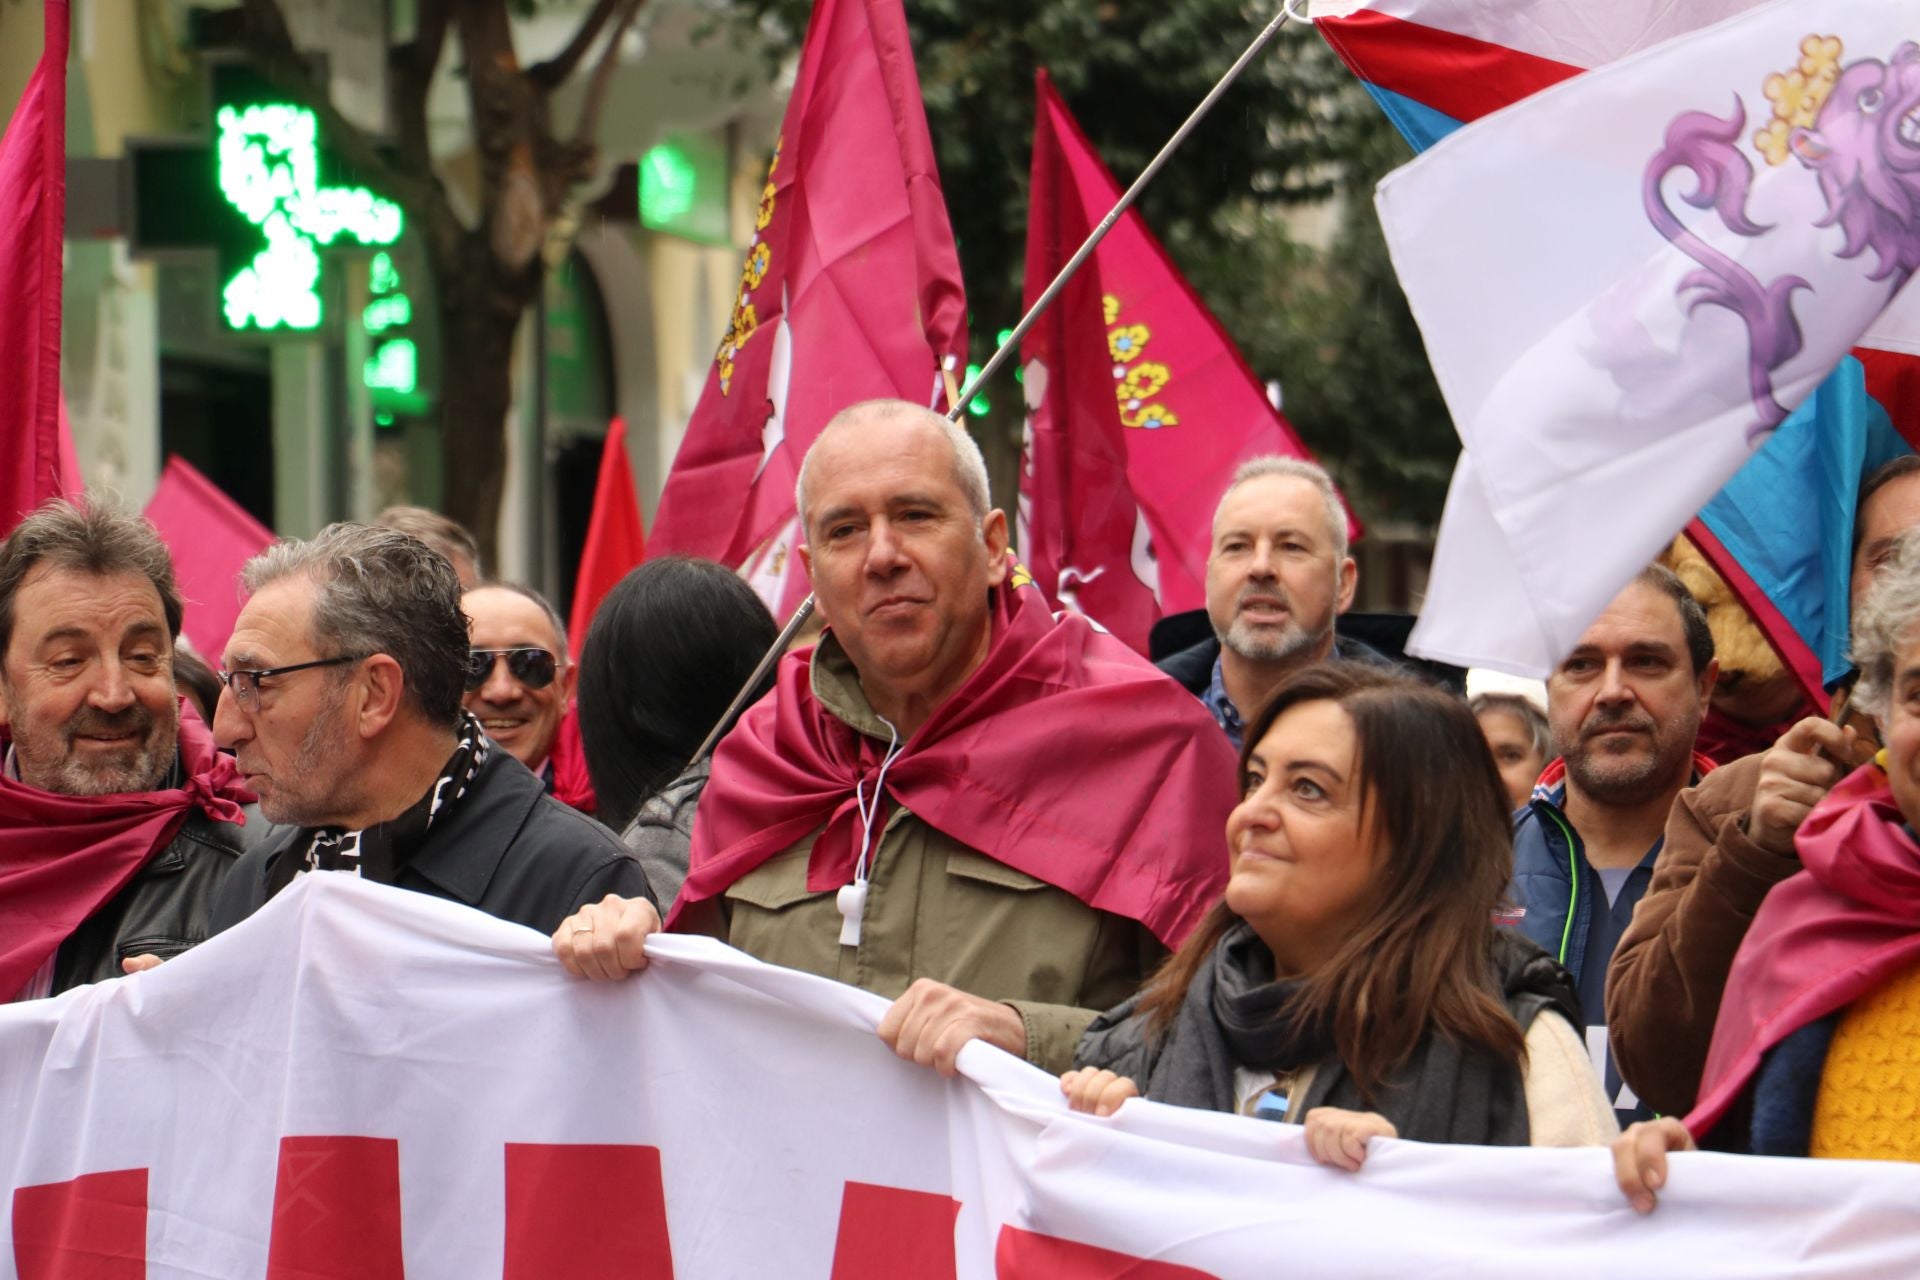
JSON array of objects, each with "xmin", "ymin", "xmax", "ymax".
[
  {"xmin": 547, "ymin": 705, "xmax": 597, "ymax": 815},
  {"xmin": 0, "ymin": 700, "xmax": 253, "ymax": 1000},
  {"xmin": 1688, "ymin": 762, "xmax": 1920, "ymax": 1137},
  {"xmin": 1694, "ymin": 707, "xmax": 1808, "ymax": 769},
  {"xmin": 668, "ymin": 579, "xmax": 1240, "ymax": 947}
]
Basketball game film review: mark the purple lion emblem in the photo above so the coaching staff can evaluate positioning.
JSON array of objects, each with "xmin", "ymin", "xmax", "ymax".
[{"xmin": 1643, "ymin": 39, "xmax": 1920, "ymax": 437}]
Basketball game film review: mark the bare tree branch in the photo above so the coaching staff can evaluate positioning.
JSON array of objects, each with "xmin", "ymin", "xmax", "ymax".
[
  {"xmin": 234, "ymin": 0, "xmax": 467, "ymax": 263},
  {"xmin": 572, "ymin": 0, "xmax": 647, "ymax": 149},
  {"xmin": 527, "ymin": 0, "xmax": 623, "ymax": 89}
]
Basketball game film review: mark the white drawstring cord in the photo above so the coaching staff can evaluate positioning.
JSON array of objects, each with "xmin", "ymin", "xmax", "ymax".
[{"xmin": 838, "ymin": 716, "xmax": 903, "ymax": 947}]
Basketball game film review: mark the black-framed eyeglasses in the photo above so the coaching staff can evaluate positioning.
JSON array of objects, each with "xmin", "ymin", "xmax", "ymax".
[
  {"xmin": 217, "ymin": 655, "xmax": 363, "ymax": 712},
  {"xmin": 464, "ymin": 647, "xmax": 560, "ymax": 693}
]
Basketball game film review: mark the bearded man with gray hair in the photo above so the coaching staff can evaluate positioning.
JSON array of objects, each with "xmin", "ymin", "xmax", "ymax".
[
  {"xmin": 0, "ymin": 499, "xmax": 258, "ymax": 1001},
  {"xmin": 1157, "ymin": 457, "xmax": 1381, "ymax": 748},
  {"xmin": 208, "ymin": 523, "xmax": 651, "ymax": 936}
]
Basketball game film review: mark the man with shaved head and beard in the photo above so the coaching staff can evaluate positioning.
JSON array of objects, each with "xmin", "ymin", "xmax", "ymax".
[
  {"xmin": 1508, "ymin": 565, "xmax": 1718, "ymax": 1130},
  {"xmin": 552, "ymin": 398, "xmax": 1238, "ymax": 1078},
  {"xmin": 1158, "ymin": 457, "xmax": 1383, "ymax": 749},
  {"xmin": 0, "ymin": 499, "xmax": 255, "ymax": 1002}
]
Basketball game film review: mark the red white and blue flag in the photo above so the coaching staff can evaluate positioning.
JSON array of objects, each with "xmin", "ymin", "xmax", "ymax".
[{"xmin": 1323, "ymin": 0, "xmax": 1920, "ymax": 680}]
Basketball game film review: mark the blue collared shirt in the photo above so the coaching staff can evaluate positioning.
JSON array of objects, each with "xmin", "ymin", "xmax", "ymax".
[{"xmin": 1203, "ymin": 654, "xmax": 1246, "ymax": 750}]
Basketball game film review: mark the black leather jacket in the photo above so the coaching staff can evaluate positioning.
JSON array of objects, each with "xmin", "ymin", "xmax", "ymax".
[{"xmin": 50, "ymin": 809, "xmax": 254, "ymax": 994}]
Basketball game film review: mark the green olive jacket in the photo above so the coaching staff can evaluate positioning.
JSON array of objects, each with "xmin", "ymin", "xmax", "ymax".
[{"xmin": 675, "ymin": 643, "xmax": 1169, "ymax": 1074}]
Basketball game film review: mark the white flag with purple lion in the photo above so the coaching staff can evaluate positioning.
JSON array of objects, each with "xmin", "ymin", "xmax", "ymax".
[{"xmin": 1380, "ymin": 0, "xmax": 1920, "ymax": 674}]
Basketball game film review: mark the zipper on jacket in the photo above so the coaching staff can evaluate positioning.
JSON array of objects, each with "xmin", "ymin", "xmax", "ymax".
[{"xmin": 1540, "ymin": 806, "xmax": 1581, "ymax": 967}]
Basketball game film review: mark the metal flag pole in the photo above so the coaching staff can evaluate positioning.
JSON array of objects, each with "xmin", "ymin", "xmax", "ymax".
[
  {"xmin": 685, "ymin": 5, "xmax": 1302, "ymax": 769},
  {"xmin": 943, "ymin": 3, "xmax": 1301, "ymax": 423}
]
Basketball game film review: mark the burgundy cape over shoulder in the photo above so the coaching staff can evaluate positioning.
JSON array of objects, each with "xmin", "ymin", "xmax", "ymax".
[
  {"xmin": 668, "ymin": 580, "xmax": 1239, "ymax": 948},
  {"xmin": 1688, "ymin": 762, "xmax": 1920, "ymax": 1135},
  {"xmin": 0, "ymin": 702, "xmax": 252, "ymax": 1000}
]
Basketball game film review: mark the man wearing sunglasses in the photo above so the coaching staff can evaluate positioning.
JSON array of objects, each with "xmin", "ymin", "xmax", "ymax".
[
  {"xmin": 207, "ymin": 524, "xmax": 652, "ymax": 938},
  {"xmin": 460, "ymin": 583, "xmax": 593, "ymax": 813}
]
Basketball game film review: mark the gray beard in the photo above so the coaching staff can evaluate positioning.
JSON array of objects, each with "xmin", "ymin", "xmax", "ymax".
[
  {"xmin": 15, "ymin": 721, "xmax": 175, "ymax": 796},
  {"xmin": 258, "ymin": 698, "xmax": 355, "ymax": 827},
  {"xmin": 1218, "ymin": 615, "xmax": 1329, "ymax": 665},
  {"xmin": 1562, "ymin": 734, "xmax": 1691, "ymax": 808}
]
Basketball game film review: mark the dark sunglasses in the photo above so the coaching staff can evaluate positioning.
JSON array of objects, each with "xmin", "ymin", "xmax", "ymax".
[{"xmin": 464, "ymin": 647, "xmax": 559, "ymax": 692}]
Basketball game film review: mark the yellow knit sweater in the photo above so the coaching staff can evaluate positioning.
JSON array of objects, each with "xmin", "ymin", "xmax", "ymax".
[{"xmin": 1810, "ymin": 960, "xmax": 1920, "ymax": 1161}]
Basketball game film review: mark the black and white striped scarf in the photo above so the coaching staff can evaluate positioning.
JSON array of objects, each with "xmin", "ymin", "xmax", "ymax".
[{"xmin": 269, "ymin": 713, "xmax": 491, "ymax": 894}]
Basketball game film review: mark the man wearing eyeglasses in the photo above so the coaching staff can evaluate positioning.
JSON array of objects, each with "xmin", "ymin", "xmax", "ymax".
[
  {"xmin": 0, "ymin": 499, "xmax": 257, "ymax": 1002},
  {"xmin": 207, "ymin": 524, "xmax": 652, "ymax": 938},
  {"xmin": 460, "ymin": 583, "xmax": 594, "ymax": 813}
]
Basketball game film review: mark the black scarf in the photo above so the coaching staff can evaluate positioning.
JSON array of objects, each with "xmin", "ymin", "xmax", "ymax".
[
  {"xmin": 1127, "ymin": 923, "xmax": 1579, "ymax": 1146},
  {"xmin": 267, "ymin": 713, "xmax": 490, "ymax": 897}
]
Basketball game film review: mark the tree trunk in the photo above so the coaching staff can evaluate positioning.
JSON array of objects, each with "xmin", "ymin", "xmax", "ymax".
[{"xmin": 434, "ymin": 236, "xmax": 540, "ymax": 568}]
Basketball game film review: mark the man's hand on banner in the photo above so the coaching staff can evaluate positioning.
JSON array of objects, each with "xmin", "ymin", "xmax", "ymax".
[
  {"xmin": 1059, "ymin": 1067, "xmax": 1141, "ymax": 1117},
  {"xmin": 876, "ymin": 979, "xmax": 1027, "ymax": 1077},
  {"xmin": 121, "ymin": 955, "xmax": 165, "ymax": 974},
  {"xmin": 1614, "ymin": 1116, "xmax": 1697, "ymax": 1214},
  {"xmin": 1302, "ymin": 1108, "xmax": 1398, "ymax": 1173},
  {"xmin": 551, "ymin": 894, "xmax": 663, "ymax": 980}
]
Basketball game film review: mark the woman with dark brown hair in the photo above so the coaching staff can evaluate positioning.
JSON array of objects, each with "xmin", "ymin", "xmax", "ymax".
[{"xmin": 1064, "ymin": 664, "xmax": 1615, "ymax": 1168}]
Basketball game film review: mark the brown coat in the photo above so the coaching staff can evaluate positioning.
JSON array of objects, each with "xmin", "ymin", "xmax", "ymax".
[{"xmin": 1604, "ymin": 751, "xmax": 1803, "ymax": 1116}]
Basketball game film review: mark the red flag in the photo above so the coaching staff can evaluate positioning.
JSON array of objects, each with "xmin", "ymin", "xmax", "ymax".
[
  {"xmin": 648, "ymin": 0, "xmax": 968, "ymax": 577},
  {"xmin": 670, "ymin": 574, "xmax": 1239, "ymax": 947},
  {"xmin": 0, "ymin": 0, "xmax": 71, "ymax": 533},
  {"xmin": 566, "ymin": 418, "xmax": 647, "ymax": 660},
  {"xmin": 1019, "ymin": 70, "xmax": 1359, "ymax": 655},
  {"xmin": 142, "ymin": 456, "xmax": 274, "ymax": 662}
]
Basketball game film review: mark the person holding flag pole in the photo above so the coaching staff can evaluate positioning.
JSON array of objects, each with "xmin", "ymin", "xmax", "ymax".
[{"xmin": 555, "ymin": 4, "xmax": 1307, "ymax": 1079}]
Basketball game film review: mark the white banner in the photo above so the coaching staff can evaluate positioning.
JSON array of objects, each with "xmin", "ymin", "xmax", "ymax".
[{"xmin": 4, "ymin": 876, "xmax": 1918, "ymax": 1278}]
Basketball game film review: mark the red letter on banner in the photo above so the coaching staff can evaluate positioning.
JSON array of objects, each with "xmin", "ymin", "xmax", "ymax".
[
  {"xmin": 266, "ymin": 1136, "xmax": 404, "ymax": 1279},
  {"xmin": 828, "ymin": 1182, "xmax": 960, "ymax": 1280},
  {"xmin": 996, "ymin": 1225, "xmax": 1220, "ymax": 1279},
  {"xmin": 503, "ymin": 1143, "xmax": 675, "ymax": 1278},
  {"xmin": 11, "ymin": 1168, "xmax": 148, "ymax": 1280}
]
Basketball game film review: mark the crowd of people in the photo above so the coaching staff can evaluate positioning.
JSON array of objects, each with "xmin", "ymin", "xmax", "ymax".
[{"xmin": 7, "ymin": 395, "xmax": 1919, "ymax": 1220}]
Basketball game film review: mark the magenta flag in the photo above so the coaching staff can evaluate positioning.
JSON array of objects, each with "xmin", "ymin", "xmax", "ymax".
[
  {"xmin": 143, "ymin": 457, "xmax": 274, "ymax": 662},
  {"xmin": 647, "ymin": 0, "xmax": 968, "ymax": 569},
  {"xmin": 0, "ymin": 0, "xmax": 71, "ymax": 534},
  {"xmin": 1019, "ymin": 70, "xmax": 1358, "ymax": 655}
]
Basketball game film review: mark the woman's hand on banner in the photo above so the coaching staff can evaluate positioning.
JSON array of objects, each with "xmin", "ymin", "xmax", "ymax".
[
  {"xmin": 552, "ymin": 894, "xmax": 662, "ymax": 980},
  {"xmin": 1059, "ymin": 1068, "xmax": 1140, "ymax": 1117},
  {"xmin": 1302, "ymin": 1107, "xmax": 1397, "ymax": 1172}
]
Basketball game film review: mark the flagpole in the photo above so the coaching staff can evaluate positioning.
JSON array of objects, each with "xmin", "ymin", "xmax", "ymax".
[
  {"xmin": 686, "ymin": 592, "xmax": 817, "ymax": 767},
  {"xmin": 944, "ymin": 3, "xmax": 1301, "ymax": 423},
  {"xmin": 685, "ymin": 6, "xmax": 1299, "ymax": 769}
]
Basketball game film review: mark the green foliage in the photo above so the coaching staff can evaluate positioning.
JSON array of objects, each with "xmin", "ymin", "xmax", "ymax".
[
  {"xmin": 1166, "ymin": 117, "xmax": 1456, "ymax": 523},
  {"xmin": 732, "ymin": 0, "xmax": 1457, "ymax": 527}
]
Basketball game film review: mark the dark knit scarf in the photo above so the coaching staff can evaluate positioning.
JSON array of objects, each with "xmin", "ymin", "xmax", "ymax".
[
  {"xmin": 1137, "ymin": 922, "xmax": 1579, "ymax": 1146},
  {"xmin": 267, "ymin": 713, "xmax": 490, "ymax": 897}
]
